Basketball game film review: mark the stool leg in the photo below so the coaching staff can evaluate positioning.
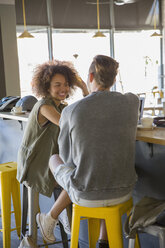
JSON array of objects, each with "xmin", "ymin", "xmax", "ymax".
[
  {"xmin": 135, "ymin": 234, "xmax": 141, "ymax": 248},
  {"xmin": 21, "ymin": 185, "xmax": 28, "ymax": 239},
  {"xmin": 1, "ymin": 174, "xmax": 11, "ymax": 248},
  {"xmin": 54, "ymin": 188, "xmax": 69, "ymax": 248},
  {"xmin": 59, "ymin": 221, "xmax": 69, "ymax": 248},
  {"xmin": 70, "ymin": 209, "xmax": 80, "ymax": 248},
  {"xmin": 158, "ymin": 231, "xmax": 165, "ymax": 248},
  {"xmin": 126, "ymin": 209, "xmax": 140, "ymax": 248},
  {"xmin": 88, "ymin": 218, "xmax": 100, "ymax": 248},
  {"xmin": 129, "ymin": 238, "xmax": 135, "ymax": 248},
  {"xmin": 28, "ymin": 187, "xmax": 39, "ymax": 243},
  {"xmin": 12, "ymin": 178, "xmax": 21, "ymax": 237},
  {"xmin": 105, "ymin": 215, "xmax": 123, "ymax": 248}
]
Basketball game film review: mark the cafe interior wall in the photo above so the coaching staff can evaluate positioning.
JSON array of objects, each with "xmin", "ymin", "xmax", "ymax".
[{"xmin": 0, "ymin": 0, "xmax": 20, "ymax": 99}]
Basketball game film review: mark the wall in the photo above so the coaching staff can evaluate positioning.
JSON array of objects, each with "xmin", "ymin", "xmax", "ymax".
[{"xmin": 0, "ymin": 0, "xmax": 20, "ymax": 98}]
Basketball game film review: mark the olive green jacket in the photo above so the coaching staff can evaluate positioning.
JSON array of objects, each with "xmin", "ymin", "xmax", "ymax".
[
  {"xmin": 124, "ymin": 196, "xmax": 165, "ymax": 238},
  {"xmin": 17, "ymin": 98, "xmax": 66, "ymax": 197}
]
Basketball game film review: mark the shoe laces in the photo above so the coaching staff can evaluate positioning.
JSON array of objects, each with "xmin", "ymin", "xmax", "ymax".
[{"xmin": 47, "ymin": 221, "xmax": 55, "ymax": 236}]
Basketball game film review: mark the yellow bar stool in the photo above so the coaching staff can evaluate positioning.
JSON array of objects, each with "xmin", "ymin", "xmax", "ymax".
[
  {"xmin": 70, "ymin": 198, "xmax": 140, "ymax": 248},
  {"xmin": 0, "ymin": 162, "xmax": 21, "ymax": 248}
]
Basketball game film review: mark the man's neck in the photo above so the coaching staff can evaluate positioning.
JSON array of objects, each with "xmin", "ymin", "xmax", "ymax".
[
  {"xmin": 90, "ymin": 80, "xmax": 110, "ymax": 93},
  {"xmin": 93, "ymin": 85, "xmax": 110, "ymax": 93}
]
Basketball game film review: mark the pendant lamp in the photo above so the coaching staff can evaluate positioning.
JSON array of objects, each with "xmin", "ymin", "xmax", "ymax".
[
  {"xmin": 93, "ymin": 0, "xmax": 105, "ymax": 38},
  {"xmin": 150, "ymin": 0, "xmax": 162, "ymax": 38},
  {"xmin": 73, "ymin": 54, "xmax": 79, "ymax": 59},
  {"xmin": 18, "ymin": 0, "xmax": 34, "ymax": 38}
]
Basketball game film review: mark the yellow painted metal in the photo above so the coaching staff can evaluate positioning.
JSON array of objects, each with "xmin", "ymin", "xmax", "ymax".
[
  {"xmin": 70, "ymin": 198, "xmax": 140, "ymax": 248},
  {"xmin": 0, "ymin": 162, "xmax": 21, "ymax": 248}
]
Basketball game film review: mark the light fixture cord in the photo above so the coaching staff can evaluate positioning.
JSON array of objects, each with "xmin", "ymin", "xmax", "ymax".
[
  {"xmin": 97, "ymin": 0, "xmax": 100, "ymax": 31},
  {"xmin": 153, "ymin": 0, "xmax": 157, "ymax": 30},
  {"xmin": 22, "ymin": 0, "xmax": 27, "ymax": 30},
  {"xmin": 154, "ymin": 13, "xmax": 156, "ymax": 29}
]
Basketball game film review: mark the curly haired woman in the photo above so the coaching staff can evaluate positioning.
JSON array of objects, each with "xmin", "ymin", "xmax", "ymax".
[{"xmin": 17, "ymin": 60, "xmax": 89, "ymax": 246}]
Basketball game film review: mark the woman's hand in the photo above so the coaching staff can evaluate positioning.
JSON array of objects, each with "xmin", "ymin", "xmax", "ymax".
[{"xmin": 75, "ymin": 77, "xmax": 89, "ymax": 97}]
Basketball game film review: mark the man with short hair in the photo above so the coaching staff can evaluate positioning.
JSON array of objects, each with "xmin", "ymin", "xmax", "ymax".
[{"xmin": 36, "ymin": 55, "xmax": 139, "ymax": 248}]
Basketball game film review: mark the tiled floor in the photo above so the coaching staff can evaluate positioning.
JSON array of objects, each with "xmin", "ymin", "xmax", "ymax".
[
  {"xmin": 0, "ymin": 212, "xmax": 20, "ymax": 248},
  {"xmin": 0, "ymin": 212, "xmax": 66, "ymax": 248}
]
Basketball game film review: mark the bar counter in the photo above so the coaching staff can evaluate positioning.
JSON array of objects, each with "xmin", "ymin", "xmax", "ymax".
[
  {"xmin": 0, "ymin": 112, "xmax": 29, "ymax": 122},
  {"xmin": 136, "ymin": 127, "xmax": 165, "ymax": 145},
  {"xmin": 1, "ymin": 112, "xmax": 165, "ymax": 145}
]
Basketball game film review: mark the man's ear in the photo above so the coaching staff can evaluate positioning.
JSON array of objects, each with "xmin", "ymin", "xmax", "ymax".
[{"xmin": 89, "ymin": 72, "xmax": 94, "ymax": 83}]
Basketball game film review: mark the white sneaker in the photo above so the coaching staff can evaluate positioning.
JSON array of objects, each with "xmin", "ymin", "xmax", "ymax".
[
  {"xmin": 36, "ymin": 213, "xmax": 58, "ymax": 243},
  {"xmin": 58, "ymin": 208, "xmax": 71, "ymax": 235}
]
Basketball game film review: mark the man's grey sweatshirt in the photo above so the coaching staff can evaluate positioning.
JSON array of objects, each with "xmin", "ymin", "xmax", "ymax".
[{"xmin": 58, "ymin": 91, "xmax": 139, "ymax": 200}]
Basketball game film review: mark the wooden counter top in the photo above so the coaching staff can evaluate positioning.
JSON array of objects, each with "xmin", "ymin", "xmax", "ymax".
[
  {"xmin": 1, "ymin": 112, "xmax": 165, "ymax": 145},
  {"xmin": 0, "ymin": 112, "xmax": 29, "ymax": 122},
  {"xmin": 144, "ymin": 106, "xmax": 163, "ymax": 111},
  {"xmin": 136, "ymin": 127, "xmax": 165, "ymax": 145}
]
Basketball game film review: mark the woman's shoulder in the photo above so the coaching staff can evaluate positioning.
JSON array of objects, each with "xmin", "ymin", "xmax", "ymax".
[
  {"xmin": 28, "ymin": 98, "xmax": 53, "ymax": 118},
  {"xmin": 38, "ymin": 97, "xmax": 53, "ymax": 105},
  {"xmin": 36, "ymin": 98, "xmax": 67, "ymax": 112}
]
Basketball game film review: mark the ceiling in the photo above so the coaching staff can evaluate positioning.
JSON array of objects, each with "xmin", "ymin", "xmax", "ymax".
[{"xmin": 15, "ymin": 0, "xmax": 160, "ymax": 31}]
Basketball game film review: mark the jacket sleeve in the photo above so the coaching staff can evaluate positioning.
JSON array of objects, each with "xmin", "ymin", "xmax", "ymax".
[{"xmin": 58, "ymin": 107, "xmax": 74, "ymax": 166}]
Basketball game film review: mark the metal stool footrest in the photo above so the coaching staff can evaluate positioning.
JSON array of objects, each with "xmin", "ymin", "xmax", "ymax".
[{"xmin": 21, "ymin": 185, "xmax": 70, "ymax": 248}]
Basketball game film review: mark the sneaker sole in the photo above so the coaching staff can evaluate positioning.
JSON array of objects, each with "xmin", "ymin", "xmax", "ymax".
[{"xmin": 36, "ymin": 214, "xmax": 56, "ymax": 244}]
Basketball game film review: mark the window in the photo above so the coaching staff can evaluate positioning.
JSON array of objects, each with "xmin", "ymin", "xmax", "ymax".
[
  {"xmin": 17, "ymin": 28, "xmax": 161, "ymax": 106},
  {"xmin": 114, "ymin": 30, "xmax": 160, "ymax": 94},
  {"xmin": 17, "ymin": 30, "xmax": 49, "ymax": 97},
  {"xmin": 52, "ymin": 31, "xmax": 110, "ymax": 104}
]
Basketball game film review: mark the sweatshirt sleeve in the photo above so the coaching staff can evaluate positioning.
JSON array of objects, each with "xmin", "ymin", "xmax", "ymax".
[
  {"xmin": 58, "ymin": 107, "xmax": 73, "ymax": 166},
  {"xmin": 58, "ymin": 100, "xmax": 81, "ymax": 167}
]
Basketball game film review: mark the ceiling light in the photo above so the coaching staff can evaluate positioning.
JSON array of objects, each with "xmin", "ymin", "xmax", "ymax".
[
  {"xmin": 93, "ymin": 0, "xmax": 106, "ymax": 38},
  {"xmin": 150, "ymin": 0, "xmax": 162, "ymax": 38},
  {"xmin": 18, "ymin": 0, "xmax": 34, "ymax": 38}
]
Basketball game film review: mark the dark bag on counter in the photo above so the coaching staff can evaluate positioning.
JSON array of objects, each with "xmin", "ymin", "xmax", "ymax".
[
  {"xmin": 0, "ymin": 96, "xmax": 20, "ymax": 112},
  {"xmin": 153, "ymin": 117, "xmax": 165, "ymax": 127}
]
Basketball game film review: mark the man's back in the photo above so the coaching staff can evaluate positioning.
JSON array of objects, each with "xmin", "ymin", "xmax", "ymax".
[{"xmin": 58, "ymin": 91, "xmax": 139, "ymax": 201}]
